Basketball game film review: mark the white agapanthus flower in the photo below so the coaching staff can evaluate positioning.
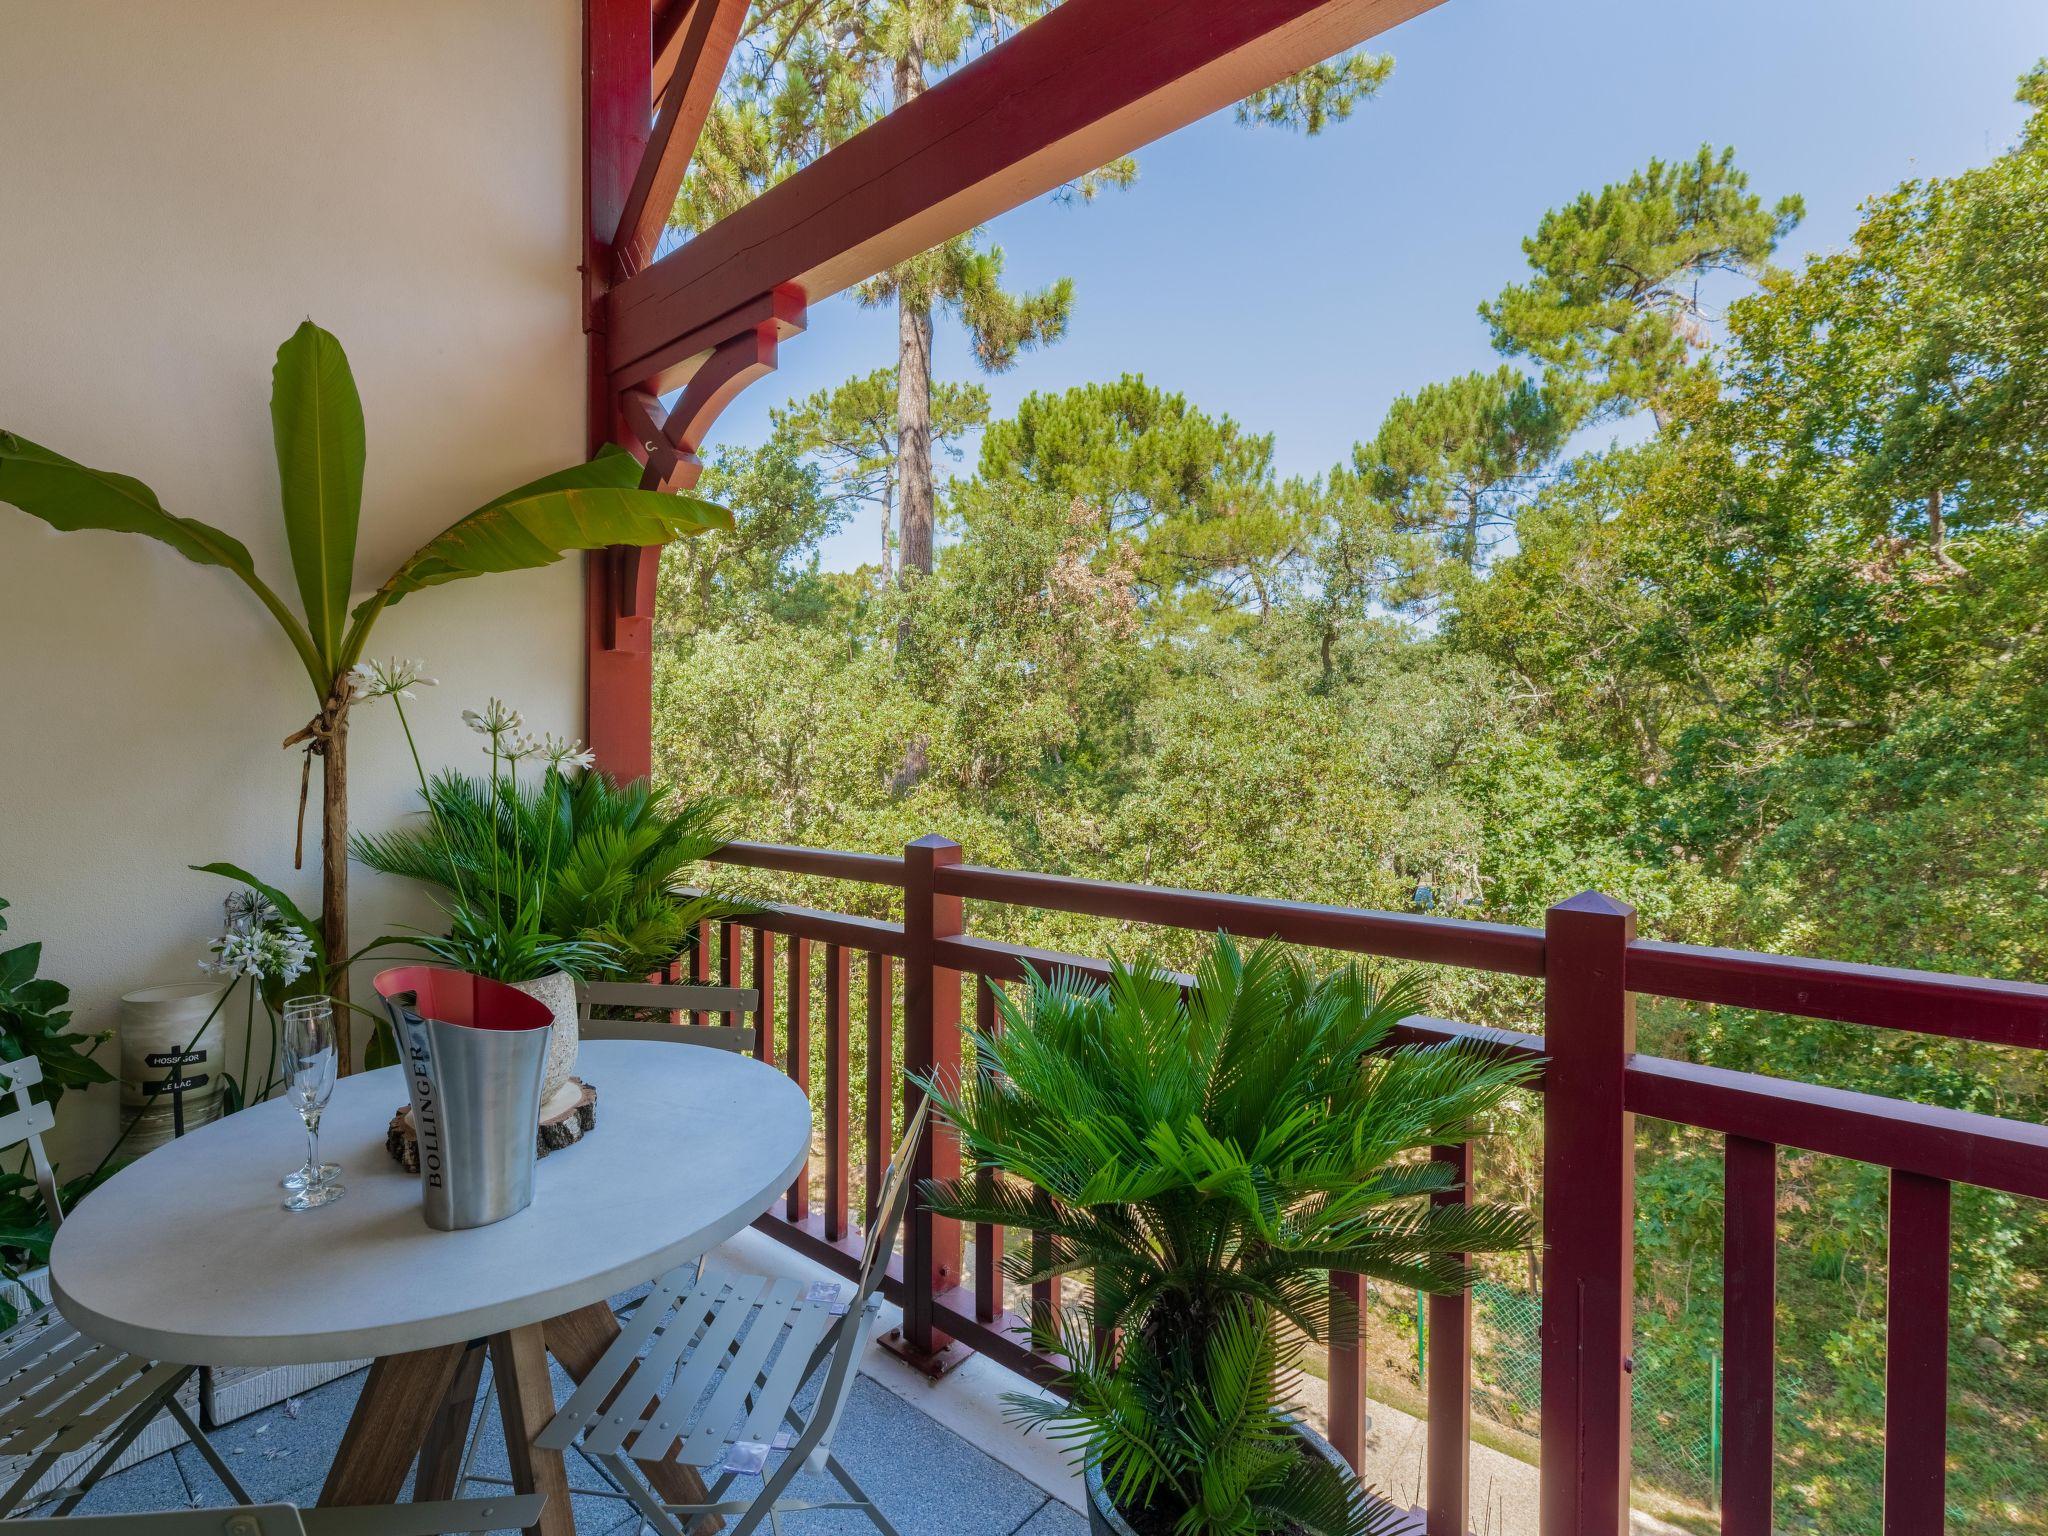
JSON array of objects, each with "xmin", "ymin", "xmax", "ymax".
[
  {"xmin": 498, "ymin": 732, "xmax": 539, "ymax": 764},
  {"xmin": 462, "ymin": 698, "xmax": 524, "ymax": 742},
  {"xmin": 535, "ymin": 734, "xmax": 598, "ymax": 776},
  {"xmin": 222, "ymin": 888, "xmax": 280, "ymax": 933},
  {"xmin": 203, "ymin": 924, "xmax": 314, "ymax": 985},
  {"xmin": 349, "ymin": 657, "xmax": 437, "ymax": 703}
]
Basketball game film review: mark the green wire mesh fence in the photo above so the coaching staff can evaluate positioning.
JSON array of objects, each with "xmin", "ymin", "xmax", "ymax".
[{"xmin": 1370, "ymin": 1281, "xmax": 1721, "ymax": 1505}]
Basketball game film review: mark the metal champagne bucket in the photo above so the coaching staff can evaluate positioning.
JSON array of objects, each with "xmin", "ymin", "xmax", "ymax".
[{"xmin": 373, "ymin": 966, "xmax": 553, "ymax": 1231}]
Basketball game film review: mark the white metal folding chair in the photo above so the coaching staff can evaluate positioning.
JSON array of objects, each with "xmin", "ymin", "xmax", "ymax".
[
  {"xmin": 0, "ymin": 1057, "xmax": 253, "ymax": 1520},
  {"xmin": 2, "ymin": 1493, "xmax": 542, "ymax": 1534},
  {"xmin": 577, "ymin": 980, "xmax": 761, "ymax": 1055},
  {"xmin": 535, "ymin": 1098, "xmax": 931, "ymax": 1536}
]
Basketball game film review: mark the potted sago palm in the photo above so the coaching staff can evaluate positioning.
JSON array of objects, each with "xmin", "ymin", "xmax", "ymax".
[
  {"xmin": 352, "ymin": 670, "xmax": 609, "ymax": 1114},
  {"xmin": 920, "ymin": 934, "xmax": 1538, "ymax": 1536}
]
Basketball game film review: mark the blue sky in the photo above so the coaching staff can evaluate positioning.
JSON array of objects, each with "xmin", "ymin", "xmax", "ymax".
[{"xmin": 707, "ymin": 0, "xmax": 2048, "ymax": 573}]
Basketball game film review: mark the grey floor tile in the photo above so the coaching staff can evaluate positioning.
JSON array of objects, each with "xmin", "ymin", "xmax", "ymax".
[
  {"xmin": 173, "ymin": 1368, "xmax": 367, "ymax": 1505},
  {"xmin": 459, "ymin": 1364, "xmax": 641, "ymax": 1535},
  {"xmin": 60, "ymin": 1445, "xmax": 195, "ymax": 1517},
  {"xmin": 771, "ymin": 1376, "xmax": 1052, "ymax": 1536},
  {"xmin": 1011, "ymin": 1495, "xmax": 1092, "ymax": 1536}
]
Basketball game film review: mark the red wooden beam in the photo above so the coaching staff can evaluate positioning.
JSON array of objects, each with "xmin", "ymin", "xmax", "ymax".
[
  {"xmin": 938, "ymin": 865, "xmax": 1545, "ymax": 975},
  {"xmin": 616, "ymin": 0, "xmax": 751, "ymax": 277},
  {"xmin": 636, "ymin": 291, "xmax": 805, "ymax": 490},
  {"xmin": 584, "ymin": 0, "xmax": 655, "ymax": 778},
  {"xmin": 650, "ymin": 0, "xmax": 695, "ymax": 102},
  {"xmin": 1629, "ymin": 938, "xmax": 2048, "ymax": 1051},
  {"xmin": 606, "ymin": 0, "xmax": 1444, "ymax": 391}
]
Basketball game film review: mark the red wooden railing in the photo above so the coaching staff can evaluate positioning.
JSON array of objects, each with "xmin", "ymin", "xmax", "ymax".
[{"xmin": 695, "ymin": 836, "xmax": 2048, "ymax": 1536}]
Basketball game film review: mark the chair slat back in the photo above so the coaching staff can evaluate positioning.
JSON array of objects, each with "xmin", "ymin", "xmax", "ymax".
[
  {"xmin": 582, "ymin": 981, "xmax": 756, "ymax": 1014},
  {"xmin": 578, "ymin": 1018, "xmax": 760, "ymax": 1053},
  {"xmin": 856, "ymin": 1094, "xmax": 929, "ymax": 1307},
  {"xmin": 797, "ymin": 1096, "xmax": 930, "ymax": 1472},
  {"xmin": 0, "ymin": 1059, "xmax": 62, "ymax": 1231},
  {"xmin": 576, "ymin": 981, "xmax": 760, "ymax": 1055}
]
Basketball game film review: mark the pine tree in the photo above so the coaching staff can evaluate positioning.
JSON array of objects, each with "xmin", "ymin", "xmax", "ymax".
[
  {"xmin": 675, "ymin": 0, "xmax": 1393, "ymax": 588},
  {"xmin": 1353, "ymin": 365, "xmax": 1574, "ymax": 575},
  {"xmin": 771, "ymin": 367, "xmax": 988, "ymax": 578},
  {"xmin": 1480, "ymin": 146, "xmax": 1802, "ymax": 426}
]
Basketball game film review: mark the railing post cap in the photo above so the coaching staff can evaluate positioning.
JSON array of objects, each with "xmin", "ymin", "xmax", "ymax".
[
  {"xmin": 906, "ymin": 835, "xmax": 962, "ymax": 858},
  {"xmin": 1548, "ymin": 890, "xmax": 1636, "ymax": 921}
]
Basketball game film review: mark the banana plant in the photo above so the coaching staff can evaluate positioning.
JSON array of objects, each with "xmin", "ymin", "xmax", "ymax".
[{"xmin": 0, "ymin": 321, "xmax": 728, "ymax": 1067}]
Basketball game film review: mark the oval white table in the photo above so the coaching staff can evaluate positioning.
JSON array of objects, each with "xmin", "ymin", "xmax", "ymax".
[{"xmin": 51, "ymin": 1039, "xmax": 812, "ymax": 1534}]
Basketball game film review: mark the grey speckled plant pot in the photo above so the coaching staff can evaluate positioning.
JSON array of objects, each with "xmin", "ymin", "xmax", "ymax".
[{"xmin": 1084, "ymin": 1420, "xmax": 1356, "ymax": 1536}]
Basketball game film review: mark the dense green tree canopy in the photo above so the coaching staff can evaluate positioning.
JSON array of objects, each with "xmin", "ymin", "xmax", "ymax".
[{"xmin": 653, "ymin": 63, "xmax": 2048, "ymax": 1534}]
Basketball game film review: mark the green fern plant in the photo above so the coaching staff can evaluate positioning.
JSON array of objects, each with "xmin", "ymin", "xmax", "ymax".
[
  {"xmin": 920, "ymin": 934, "xmax": 1538, "ymax": 1536},
  {"xmin": 353, "ymin": 769, "xmax": 745, "ymax": 980}
]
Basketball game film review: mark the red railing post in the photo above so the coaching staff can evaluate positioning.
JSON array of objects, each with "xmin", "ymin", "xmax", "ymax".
[
  {"xmin": 898, "ymin": 834, "xmax": 964, "ymax": 1368},
  {"xmin": 1327, "ymin": 1274, "xmax": 1367, "ymax": 1474},
  {"xmin": 785, "ymin": 936, "xmax": 812, "ymax": 1222},
  {"xmin": 823, "ymin": 943, "xmax": 852, "ymax": 1243},
  {"xmin": 1884, "ymin": 1170, "xmax": 1951, "ymax": 1536},
  {"xmin": 1541, "ymin": 891, "xmax": 1637, "ymax": 1536},
  {"xmin": 865, "ymin": 954, "xmax": 894, "ymax": 1230},
  {"xmin": 752, "ymin": 927, "xmax": 776, "ymax": 1069},
  {"xmin": 973, "ymin": 976, "xmax": 1006, "ymax": 1324},
  {"xmin": 1426, "ymin": 1140, "xmax": 1473, "ymax": 1536},
  {"xmin": 1722, "ymin": 1136, "xmax": 1777, "ymax": 1535}
]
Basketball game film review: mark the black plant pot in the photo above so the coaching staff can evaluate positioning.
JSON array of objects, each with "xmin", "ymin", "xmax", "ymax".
[{"xmin": 1084, "ymin": 1419, "xmax": 1355, "ymax": 1536}]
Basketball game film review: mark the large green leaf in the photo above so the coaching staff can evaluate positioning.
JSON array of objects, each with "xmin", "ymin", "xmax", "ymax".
[
  {"xmin": 270, "ymin": 322, "xmax": 364, "ymax": 670},
  {"xmin": 340, "ymin": 445, "xmax": 730, "ymax": 662},
  {"xmin": 0, "ymin": 432, "xmax": 327, "ymax": 690}
]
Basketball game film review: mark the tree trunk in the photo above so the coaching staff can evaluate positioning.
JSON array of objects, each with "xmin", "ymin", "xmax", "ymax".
[
  {"xmin": 891, "ymin": 42, "xmax": 935, "ymax": 586},
  {"xmin": 1927, "ymin": 486, "xmax": 1966, "ymax": 574},
  {"xmin": 880, "ymin": 480, "xmax": 895, "ymax": 582},
  {"xmin": 321, "ymin": 713, "xmax": 354, "ymax": 1071},
  {"xmin": 895, "ymin": 296, "xmax": 936, "ymax": 580}
]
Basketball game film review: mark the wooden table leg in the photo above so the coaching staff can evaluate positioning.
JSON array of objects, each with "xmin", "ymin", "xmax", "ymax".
[
  {"xmin": 489, "ymin": 1323, "xmax": 576, "ymax": 1536},
  {"xmin": 412, "ymin": 1338, "xmax": 488, "ymax": 1501},
  {"xmin": 321, "ymin": 1343, "xmax": 469, "ymax": 1505},
  {"xmin": 546, "ymin": 1299, "xmax": 722, "ymax": 1535}
]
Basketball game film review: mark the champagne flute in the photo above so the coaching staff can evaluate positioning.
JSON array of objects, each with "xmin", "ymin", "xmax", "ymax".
[
  {"xmin": 281, "ymin": 996, "xmax": 340, "ymax": 1191},
  {"xmin": 281, "ymin": 996, "xmax": 343, "ymax": 1212}
]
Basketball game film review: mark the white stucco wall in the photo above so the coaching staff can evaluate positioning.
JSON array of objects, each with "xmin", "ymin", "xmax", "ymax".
[{"xmin": 0, "ymin": 2, "xmax": 589, "ymax": 1163}]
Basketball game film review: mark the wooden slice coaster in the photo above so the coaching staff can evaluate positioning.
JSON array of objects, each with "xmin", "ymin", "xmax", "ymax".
[{"xmin": 385, "ymin": 1077, "xmax": 598, "ymax": 1173}]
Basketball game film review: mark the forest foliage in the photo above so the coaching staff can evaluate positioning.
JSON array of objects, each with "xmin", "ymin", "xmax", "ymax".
[{"xmin": 654, "ymin": 63, "xmax": 2048, "ymax": 1532}]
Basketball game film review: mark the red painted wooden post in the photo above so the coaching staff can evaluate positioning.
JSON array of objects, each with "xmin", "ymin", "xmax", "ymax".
[
  {"xmin": 824, "ymin": 943, "xmax": 852, "ymax": 1243},
  {"xmin": 973, "ymin": 976, "xmax": 1005, "ymax": 1324},
  {"xmin": 1426, "ymin": 1141, "xmax": 1472, "ymax": 1536},
  {"xmin": 1030, "ymin": 1233, "xmax": 1059, "ymax": 1346},
  {"xmin": 720, "ymin": 920, "xmax": 742, "ymax": 991},
  {"xmin": 1722, "ymin": 1136, "xmax": 1777, "ymax": 1536},
  {"xmin": 1541, "ymin": 891, "xmax": 1637, "ymax": 1536},
  {"xmin": 900, "ymin": 836, "xmax": 964, "ymax": 1362},
  {"xmin": 866, "ymin": 954, "xmax": 894, "ymax": 1231},
  {"xmin": 1327, "ymin": 1274, "xmax": 1366, "ymax": 1473},
  {"xmin": 785, "ymin": 936, "xmax": 812, "ymax": 1222},
  {"xmin": 691, "ymin": 918, "xmax": 712, "ymax": 1026},
  {"xmin": 752, "ymin": 927, "xmax": 775, "ymax": 1068},
  {"xmin": 1884, "ymin": 1171, "xmax": 1951, "ymax": 1536},
  {"xmin": 582, "ymin": 0, "xmax": 654, "ymax": 779}
]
